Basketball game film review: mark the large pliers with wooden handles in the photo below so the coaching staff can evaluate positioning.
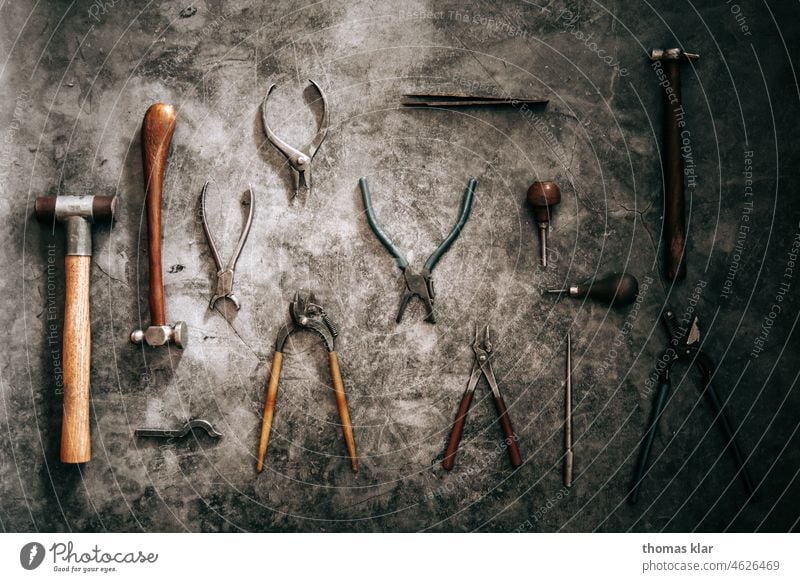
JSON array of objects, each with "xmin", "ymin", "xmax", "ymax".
[
  {"xmin": 629, "ymin": 308, "xmax": 755, "ymax": 503},
  {"xmin": 442, "ymin": 325, "xmax": 522, "ymax": 470},
  {"xmin": 256, "ymin": 292, "xmax": 357, "ymax": 474},
  {"xmin": 359, "ymin": 177, "xmax": 477, "ymax": 324}
]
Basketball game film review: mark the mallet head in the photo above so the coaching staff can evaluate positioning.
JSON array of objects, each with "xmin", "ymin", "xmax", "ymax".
[
  {"xmin": 131, "ymin": 322, "xmax": 187, "ymax": 349},
  {"xmin": 34, "ymin": 195, "xmax": 117, "ymax": 256}
]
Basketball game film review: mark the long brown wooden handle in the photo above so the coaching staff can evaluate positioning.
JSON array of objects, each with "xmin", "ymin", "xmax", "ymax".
[
  {"xmin": 329, "ymin": 352, "xmax": 358, "ymax": 473},
  {"xmin": 256, "ymin": 352, "xmax": 283, "ymax": 473},
  {"xmin": 141, "ymin": 103, "xmax": 177, "ymax": 326},
  {"xmin": 662, "ymin": 61, "xmax": 686, "ymax": 282},
  {"xmin": 494, "ymin": 395, "xmax": 522, "ymax": 468},
  {"xmin": 442, "ymin": 391, "xmax": 473, "ymax": 470},
  {"xmin": 61, "ymin": 256, "xmax": 91, "ymax": 463}
]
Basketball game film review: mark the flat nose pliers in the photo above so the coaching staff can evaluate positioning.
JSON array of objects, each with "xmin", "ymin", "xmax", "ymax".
[
  {"xmin": 442, "ymin": 325, "xmax": 522, "ymax": 470},
  {"xmin": 201, "ymin": 182, "xmax": 254, "ymax": 310},
  {"xmin": 256, "ymin": 292, "xmax": 357, "ymax": 473},
  {"xmin": 261, "ymin": 79, "xmax": 329, "ymax": 196},
  {"xmin": 629, "ymin": 308, "xmax": 756, "ymax": 503},
  {"xmin": 359, "ymin": 177, "xmax": 477, "ymax": 324}
]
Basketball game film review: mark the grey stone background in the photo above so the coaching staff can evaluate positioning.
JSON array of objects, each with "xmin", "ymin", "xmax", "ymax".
[{"xmin": 1, "ymin": 0, "xmax": 798, "ymax": 532}]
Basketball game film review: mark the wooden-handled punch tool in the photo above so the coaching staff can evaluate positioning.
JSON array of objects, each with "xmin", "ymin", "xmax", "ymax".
[
  {"xmin": 131, "ymin": 103, "xmax": 187, "ymax": 349},
  {"xmin": 34, "ymin": 194, "xmax": 117, "ymax": 463},
  {"xmin": 546, "ymin": 272, "xmax": 640, "ymax": 308},
  {"xmin": 257, "ymin": 292, "xmax": 358, "ymax": 474},
  {"xmin": 527, "ymin": 181, "xmax": 561, "ymax": 268}
]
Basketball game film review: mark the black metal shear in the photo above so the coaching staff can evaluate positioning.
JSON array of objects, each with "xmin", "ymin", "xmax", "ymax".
[
  {"xmin": 629, "ymin": 308, "xmax": 756, "ymax": 503},
  {"xmin": 358, "ymin": 177, "xmax": 477, "ymax": 323}
]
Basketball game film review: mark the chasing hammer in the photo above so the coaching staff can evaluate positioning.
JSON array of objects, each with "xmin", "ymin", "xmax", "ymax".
[
  {"xmin": 35, "ymin": 194, "xmax": 117, "ymax": 463},
  {"xmin": 131, "ymin": 103, "xmax": 187, "ymax": 348},
  {"xmin": 651, "ymin": 48, "xmax": 699, "ymax": 282}
]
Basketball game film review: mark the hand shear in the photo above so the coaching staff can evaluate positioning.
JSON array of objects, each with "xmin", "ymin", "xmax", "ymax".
[
  {"xmin": 359, "ymin": 177, "xmax": 477, "ymax": 324},
  {"xmin": 201, "ymin": 182, "xmax": 254, "ymax": 311},
  {"xmin": 256, "ymin": 292, "xmax": 358, "ymax": 474},
  {"xmin": 629, "ymin": 308, "xmax": 756, "ymax": 503},
  {"xmin": 261, "ymin": 79, "xmax": 329, "ymax": 196},
  {"xmin": 442, "ymin": 325, "xmax": 522, "ymax": 470}
]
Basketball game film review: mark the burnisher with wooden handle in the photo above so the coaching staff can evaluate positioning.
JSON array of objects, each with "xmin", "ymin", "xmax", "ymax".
[
  {"xmin": 131, "ymin": 103, "xmax": 187, "ymax": 348},
  {"xmin": 35, "ymin": 195, "xmax": 117, "ymax": 463}
]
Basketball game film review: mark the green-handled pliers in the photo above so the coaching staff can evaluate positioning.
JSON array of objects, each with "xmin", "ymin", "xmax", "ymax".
[
  {"xmin": 629, "ymin": 308, "xmax": 756, "ymax": 503},
  {"xmin": 359, "ymin": 177, "xmax": 477, "ymax": 323}
]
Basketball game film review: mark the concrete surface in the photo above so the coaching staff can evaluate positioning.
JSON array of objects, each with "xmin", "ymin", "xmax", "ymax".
[{"xmin": 1, "ymin": 0, "xmax": 799, "ymax": 532}]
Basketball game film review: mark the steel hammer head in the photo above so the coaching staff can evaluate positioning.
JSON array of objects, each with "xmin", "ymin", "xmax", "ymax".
[
  {"xmin": 131, "ymin": 322, "xmax": 187, "ymax": 349},
  {"xmin": 35, "ymin": 195, "xmax": 117, "ymax": 256},
  {"xmin": 649, "ymin": 48, "xmax": 700, "ymax": 62},
  {"xmin": 34, "ymin": 195, "xmax": 117, "ymax": 224}
]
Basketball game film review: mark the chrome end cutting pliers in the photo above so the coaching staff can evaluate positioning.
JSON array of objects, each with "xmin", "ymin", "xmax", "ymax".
[
  {"xmin": 201, "ymin": 182, "xmax": 254, "ymax": 311},
  {"xmin": 359, "ymin": 177, "xmax": 477, "ymax": 324},
  {"xmin": 629, "ymin": 308, "xmax": 756, "ymax": 503},
  {"xmin": 261, "ymin": 79, "xmax": 329, "ymax": 196},
  {"xmin": 256, "ymin": 291, "xmax": 357, "ymax": 474},
  {"xmin": 442, "ymin": 325, "xmax": 522, "ymax": 470}
]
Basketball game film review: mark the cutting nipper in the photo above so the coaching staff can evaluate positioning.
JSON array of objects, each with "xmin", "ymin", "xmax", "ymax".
[
  {"xmin": 261, "ymin": 79, "xmax": 329, "ymax": 196},
  {"xmin": 201, "ymin": 182, "xmax": 254, "ymax": 311}
]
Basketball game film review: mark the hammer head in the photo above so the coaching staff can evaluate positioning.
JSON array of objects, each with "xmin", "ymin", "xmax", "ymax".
[
  {"xmin": 131, "ymin": 322, "xmax": 187, "ymax": 349},
  {"xmin": 649, "ymin": 48, "xmax": 700, "ymax": 62},
  {"xmin": 34, "ymin": 195, "xmax": 117, "ymax": 224}
]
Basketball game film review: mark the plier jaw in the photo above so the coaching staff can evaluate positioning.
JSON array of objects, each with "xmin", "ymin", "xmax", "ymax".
[
  {"xmin": 275, "ymin": 291, "xmax": 339, "ymax": 352},
  {"xmin": 209, "ymin": 269, "xmax": 240, "ymax": 311},
  {"xmin": 397, "ymin": 268, "xmax": 436, "ymax": 323}
]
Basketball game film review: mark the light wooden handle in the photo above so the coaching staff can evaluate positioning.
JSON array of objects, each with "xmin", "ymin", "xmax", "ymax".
[
  {"xmin": 329, "ymin": 352, "xmax": 358, "ymax": 473},
  {"xmin": 61, "ymin": 255, "xmax": 91, "ymax": 463},
  {"xmin": 256, "ymin": 352, "xmax": 283, "ymax": 473},
  {"xmin": 141, "ymin": 103, "xmax": 177, "ymax": 326}
]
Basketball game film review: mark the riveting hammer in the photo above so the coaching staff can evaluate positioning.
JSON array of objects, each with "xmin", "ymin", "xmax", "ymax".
[{"xmin": 131, "ymin": 104, "xmax": 187, "ymax": 348}]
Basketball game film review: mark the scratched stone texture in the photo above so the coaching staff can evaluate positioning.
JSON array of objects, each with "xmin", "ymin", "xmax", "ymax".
[{"xmin": 1, "ymin": 0, "xmax": 798, "ymax": 532}]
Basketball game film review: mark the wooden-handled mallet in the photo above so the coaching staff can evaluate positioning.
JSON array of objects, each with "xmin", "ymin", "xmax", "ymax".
[
  {"xmin": 527, "ymin": 181, "xmax": 561, "ymax": 267},
  {"xmin": 35, "ymin": 194, "xmax": 117, "ymax": 463},
  {"xmin": 130, "ymin": 103, "xmax": 187, "ymax": 348}
]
